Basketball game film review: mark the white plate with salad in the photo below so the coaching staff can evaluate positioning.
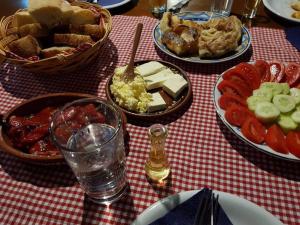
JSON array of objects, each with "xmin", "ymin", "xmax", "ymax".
[{"xmin": 213, "ymin": 60, "xmax": 300, "ymax": 162}]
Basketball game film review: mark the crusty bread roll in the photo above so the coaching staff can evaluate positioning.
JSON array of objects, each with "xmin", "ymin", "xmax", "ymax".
[
  {"xmin": 61, "ymin": 1, "xmax": 74, "ymax": 25},
  {"xmin": 18, "ymin": 23, "xmax": 49, "ymax": 38},
  {"xmin": 54, "ymin": 33, "xmax": 94, "ymax": 46},
  {"xmin": 28, "ymin": 0, "xmax": 64, "ymax": 28},
  {"xmin": 8, "ymin": 35, "xmax": 41, "ymax": 58},
  {"xmin": 70, "ymin": 8, "xmax": 97, "ymax": 26},
  {"xmin": 41, "ymin": 46, "xmax": 75, "ymax": 58},
  {"xmin": 13, "ymin": 11, "xmax": 37, "ymax": 27},
  {"xmin": 292, "ymin": 11, "xmax": 300, "ymax": 19},
  {"xmin": 69, "ymin": 24, "xmax": 105, "ymax": 40},
  {"xmin": 291, "ymin": 2, "xmax": 300, "ymax": 11}
]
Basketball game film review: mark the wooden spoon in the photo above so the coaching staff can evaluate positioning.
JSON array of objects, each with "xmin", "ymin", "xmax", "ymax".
[{"xmin": 123, "ymin": 23, "xmax": 143, "ymax": 82}]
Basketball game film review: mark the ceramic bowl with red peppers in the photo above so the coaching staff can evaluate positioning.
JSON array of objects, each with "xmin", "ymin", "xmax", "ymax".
[{"xmin": 0, "ymin": 93, "xmax": 127, "ymax": 165}]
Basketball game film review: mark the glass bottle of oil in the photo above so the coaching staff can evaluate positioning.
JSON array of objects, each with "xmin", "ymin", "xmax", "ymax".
[{"xmin": 145, "ymin": 124, "xmax": 170, "ymax": 182}]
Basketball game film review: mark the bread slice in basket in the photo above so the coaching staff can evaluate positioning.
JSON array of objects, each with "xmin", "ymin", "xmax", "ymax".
[{"xmin": 0, "ymin": 1, "xmax": 112, "ymax": 74}]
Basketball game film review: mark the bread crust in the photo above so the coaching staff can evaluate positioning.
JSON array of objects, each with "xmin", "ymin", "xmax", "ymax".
[
  {"xmin": 18, "ymin": 23, "xmax": 49, "ymax": 38},
  {"xmin": 8, "ymin": 35, "xmax": 41, "ymax": 58},
  {"xmin": 54, "ymin": 33, "xmax": 94, "ymax": 47},
  {"xmin": 41, "ymin": 46, "xmax": 75, "ymax": 58}
]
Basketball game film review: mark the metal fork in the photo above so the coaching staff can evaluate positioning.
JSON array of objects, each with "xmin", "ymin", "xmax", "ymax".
[
  {"xmin": 211, "ymin": 193, "xmax": 220, "ymax": 225},
  {"xmin": 194, "ymin": 189, "xmax": 220, "ymax": 225}
]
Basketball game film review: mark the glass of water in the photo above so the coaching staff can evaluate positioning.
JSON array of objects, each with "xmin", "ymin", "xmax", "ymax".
[
  {"xmin": 50, "ymin": 98, "xmax": 127, "ymax": 204},
  {"xmin": 210, "ymin": 0, "xmax": 233, "ymax": 17}
]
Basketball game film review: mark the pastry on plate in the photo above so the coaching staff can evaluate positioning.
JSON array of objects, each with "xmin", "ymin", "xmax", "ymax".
[
  {"xmin": 291, "ymin": 11, "xmax": 300, "ymax": 19},
  {"xmin": 291, "ymin": 1, "xmax": 300, "ymax": 11},
  {"xmin": 198, "ymin": 15, "xmax": 242, "ymax": 58},
  {"xmin": 159, "ymin": 12, "xmax": 242, "ymax": 59},
  {"xmin": 161, "ymin": 25, "xmax": 199, "ymax": 56}
]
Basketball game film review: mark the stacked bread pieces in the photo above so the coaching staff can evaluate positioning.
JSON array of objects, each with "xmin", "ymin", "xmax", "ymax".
[{"xmin": 8, "ymin": 0, "xmax": 105, "ymax": 59}]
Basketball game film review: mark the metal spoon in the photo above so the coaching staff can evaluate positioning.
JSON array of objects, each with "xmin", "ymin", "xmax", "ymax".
[{"xmin": 122, "ymin": 23, "xmax": 143, "ymax": 82}]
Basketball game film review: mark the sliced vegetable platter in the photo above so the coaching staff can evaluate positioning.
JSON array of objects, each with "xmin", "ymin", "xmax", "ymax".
[{"xmin": 213, "ymin": 60, "xmax": 300, "ymax": 162}]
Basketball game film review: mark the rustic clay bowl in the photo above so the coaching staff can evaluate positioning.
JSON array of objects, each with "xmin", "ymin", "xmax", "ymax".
[
  {"xmin": 0, "ymin": 92, "xmax": 97, "ymax": 165},
  {"xmin": 105, "ymin": 60, "xmax": 193, "ymax": 120}
]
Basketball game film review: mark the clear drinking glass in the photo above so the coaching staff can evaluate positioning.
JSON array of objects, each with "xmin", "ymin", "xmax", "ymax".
[
  {"xmin": 210, "ymin": 0, "xmax": 233, "ymax": 16},
  {"xmin": 149, "ymin": 0, "xmax": 167, "ymax": 18},
  {"xmin": 50, "ymin": 98, "xmax": 127, "ymax": 204},
  {"xmin": 243, "ymin": 0, "xmax": 262, "ymax": 19}
]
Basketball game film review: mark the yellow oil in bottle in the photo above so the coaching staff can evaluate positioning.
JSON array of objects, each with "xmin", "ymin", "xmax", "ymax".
[{"xmin": 145, "ymin": 124, "xmax": 170, "ymax": 183}]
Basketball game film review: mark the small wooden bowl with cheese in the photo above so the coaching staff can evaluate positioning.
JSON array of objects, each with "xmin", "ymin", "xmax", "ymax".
[
  {"xmin": 105, "ymin": 60, "xmax": 192, "ymax": 120},
  {"xmin": 0, "ymin": 0, "xmax": 112, "ymax": 75}
]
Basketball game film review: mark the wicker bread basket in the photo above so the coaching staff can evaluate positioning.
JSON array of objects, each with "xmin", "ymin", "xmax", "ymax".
[{"xmin": 0, "ymin": 1, "xmax": 112, "ymax": 75}]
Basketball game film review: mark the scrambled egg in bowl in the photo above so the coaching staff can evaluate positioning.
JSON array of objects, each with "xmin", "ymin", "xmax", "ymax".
[{"xmin": 110, "ymin": 66, "xmax": 152, "ymax": 113}]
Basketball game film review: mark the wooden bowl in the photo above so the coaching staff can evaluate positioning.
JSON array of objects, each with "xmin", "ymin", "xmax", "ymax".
[
  {"xmin": 0, "ymin": 92, "xmax": 96, "ymax": 165},
  {"xmin": 105, "ymin": 60, "xmax": 193, "ymax": 120}
]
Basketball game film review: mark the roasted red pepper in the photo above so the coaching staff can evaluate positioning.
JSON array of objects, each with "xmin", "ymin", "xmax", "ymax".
[{"xmin": 20, "ymin": 124, "xmax": 49, "ymax": 145}]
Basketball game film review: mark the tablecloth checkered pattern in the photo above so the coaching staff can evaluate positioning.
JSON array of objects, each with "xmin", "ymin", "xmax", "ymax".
[{"xmin": 0, "ymin": 15, "xmax": 300, "ymax": 225}]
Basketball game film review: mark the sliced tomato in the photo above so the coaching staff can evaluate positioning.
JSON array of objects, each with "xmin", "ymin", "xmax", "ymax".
[
  {"xmin": 222, "ymin": 73, "xmax": 253, "ymax": 97},
  {"xmin": 225, "ymin": 104, "xmax": 255, "ymax": 127},
  {"xmin": 241, "ymin": 117, "xmax": 266, "ymax": 144},
  {"xmin": 285, "ymin": 62, "xmax": 300, "ymax": 87},
  {"xmin": 223, "ymin": 67, "xmax": 253, "ymax": 91},
  {"xmin": 265, "ymin": 124, "xmax": 289, "ymax": 154},
  {"xmin": 254, "ymin": 60, "xmax": 271, "ymax": 82},
  {"xmin": 286, "ymin": 131, "xmax": 300, "ymax": 158},
  {"xmin": 217, "ymin": 80, "xmax": 250, "ymax": 98},
  {"xmin": 235, "ymin": 63, "xmax": 261, "ymax": 90},
  {"xmin": 218, "ymin": 93, "xmax": 247, "ymax": 110},
  {"xmin": 268, "ymin": 60, "xmax": 285, "ymax": 82}
]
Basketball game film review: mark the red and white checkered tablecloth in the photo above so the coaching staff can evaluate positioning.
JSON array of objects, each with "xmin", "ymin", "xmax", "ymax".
[{"xmin": 0, "ymin": 15, "xmax": 300, "ymax": 225}]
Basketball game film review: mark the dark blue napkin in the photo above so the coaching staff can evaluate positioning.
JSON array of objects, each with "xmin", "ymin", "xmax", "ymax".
[
  {"xmin": 148, "ymin": 188, "xmax": 233, "ymax": 225},
  {"xmin": 285, "ymin": 27, "xmax": 300, "ymax": 51}
]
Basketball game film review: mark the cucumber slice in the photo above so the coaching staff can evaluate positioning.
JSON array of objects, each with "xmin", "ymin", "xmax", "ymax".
[
  {"xmin": 291, "ymin": 110, "xmax": 300, "ymax": 123},
  {"xmin": 280, "ymin": 83, "xmax": 290, "ymax": 95},
  {"xmin": 273, "ymin": 94, "xmax": 296, "ymax": 113},
  {"xmin": 252, "ymin": 89, "xmax": 272, "ymax": 102},
  {"xmin": 260, "ymin": 82, "xmax": 282, "ymax": 95},
  {"xmin": 278, "ymin": 114, "xmax": 298, "ymax": 133},
  {"xmin": 290, "ymin": 88, "xmax": 300, "ymax": 104},
  {"xmin": 255, "ymin": 102, "xmax": 280, "ymax": 123},
  {"xmin": 247, "ymin": 96, "xmax": 269, "ymax": 111}
]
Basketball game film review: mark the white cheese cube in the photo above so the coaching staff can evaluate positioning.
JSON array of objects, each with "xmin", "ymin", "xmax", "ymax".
[
  {"xmin": 148, "ymin": 92, "xmax": 166, "ymax": 112},
  {"xmin": 162, "ymin": 74, "xmax": 188, "ymax": 98},
  {"xmin": 144, "ymin": 68, "xmax": 174, "ymax": 90},
  {"xmin": 136, "ymin": 61, "xmax": 166, "ymax": 77}
]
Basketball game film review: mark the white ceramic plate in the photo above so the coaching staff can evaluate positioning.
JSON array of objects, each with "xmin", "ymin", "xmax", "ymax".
[
  {"xmin": 132, "ymin": 190, "xmax": 284, "ymax": 225},
  {"xmin": 98, "ymin": 0, "xmax": 131, "ymax": 9},
  {"xmin": 152, "ymin": 11, "xmax": 251, "ymax": 64},
  {"xmin": 263, "ymin": 0, "xmax": 300, "ymax": 23},
  {"xmin": 213, "ymin": 64, "xmax": 300, "ymax": 162}
]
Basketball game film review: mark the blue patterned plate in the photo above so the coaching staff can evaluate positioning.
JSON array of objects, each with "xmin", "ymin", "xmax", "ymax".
[
  {"xmin": 152, "ymin": 11, "xmax": 251, "ymax": 64},
  {"xmin": 98, "ymin": 0, "xmax": 130, "ymax": 9}
]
